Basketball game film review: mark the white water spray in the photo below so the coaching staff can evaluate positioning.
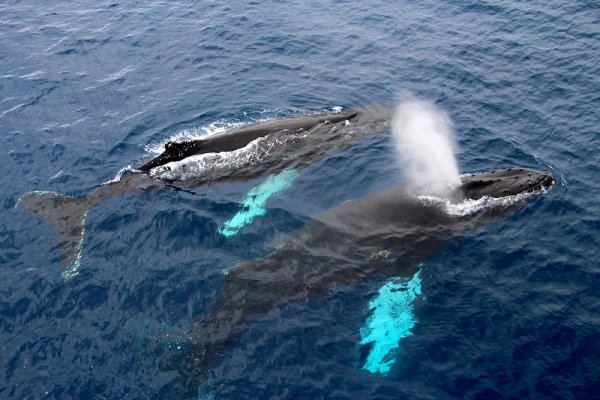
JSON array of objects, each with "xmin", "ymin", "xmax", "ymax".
[{"xmin": 392, "ymin": 100, "xmax": 461, "ymax": 196}]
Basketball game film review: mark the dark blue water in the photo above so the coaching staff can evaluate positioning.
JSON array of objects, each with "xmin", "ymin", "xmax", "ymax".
[{"xmin": 1, "ymin": 1, "xmax": 599, "ymax": 398}]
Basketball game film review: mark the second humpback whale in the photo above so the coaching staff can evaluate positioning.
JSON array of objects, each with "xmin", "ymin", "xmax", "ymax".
[
  {"xmin": 159, "ymin": 167, "xmax": 554, "ymax": 396},
  {"xmin": 17, "ymin": 106, "xmax": 393, "ymax": 277}
]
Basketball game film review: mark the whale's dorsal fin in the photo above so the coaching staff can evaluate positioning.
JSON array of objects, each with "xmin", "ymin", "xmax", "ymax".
[{"xmin": 138, "ymin": 140, "xmax": 205, "ymax": 172}]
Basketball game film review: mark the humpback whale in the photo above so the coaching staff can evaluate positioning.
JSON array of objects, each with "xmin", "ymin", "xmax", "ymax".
[
  {"xmin": 160, "ymin": 167, "xmax": 553, "ymax": 395},
  {"xmin": 17, "ymin": 106, "xmax": 394, "ymax": 277},
  {"xmin": 15, "ymin": 100, "xmax": 555, "ymax": 396}
]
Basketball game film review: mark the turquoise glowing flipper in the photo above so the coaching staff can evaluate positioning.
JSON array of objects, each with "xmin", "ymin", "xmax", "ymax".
[
  {"xmin": 218, "ymin": 169, "xmax": 299, "ymax": 237},
  {"xmin": 360, "ymin": 268, "xmax": 422, "ymax": 374}
]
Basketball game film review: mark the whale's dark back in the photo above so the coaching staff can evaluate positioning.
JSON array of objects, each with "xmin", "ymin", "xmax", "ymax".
[{"xmin": 138, "ymin": 109, "xmax": 359, "ymax": 172}]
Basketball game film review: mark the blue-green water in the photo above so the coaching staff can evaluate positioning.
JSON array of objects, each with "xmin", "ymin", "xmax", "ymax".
[{"xmin": 1, "ymin": 1, "xmax": 599, "ymax": 399}]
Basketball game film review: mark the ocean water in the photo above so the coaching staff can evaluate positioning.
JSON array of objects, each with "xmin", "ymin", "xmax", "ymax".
[{"xmin": 1, "ymin": 1, "xmax": 599, "ymax": 399}]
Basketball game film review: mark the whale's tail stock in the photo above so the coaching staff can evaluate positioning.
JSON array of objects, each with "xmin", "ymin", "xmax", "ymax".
[
  {"xmin": 16, "ymin": 172, "xmax": 157, "ymax": 279},
  {"xmin": 17, "ymin": 191, "xmax": 89, "ymax": 279}
]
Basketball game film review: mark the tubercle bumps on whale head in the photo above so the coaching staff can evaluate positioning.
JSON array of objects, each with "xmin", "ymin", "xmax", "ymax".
[{"xmin": 457, "ymin": 167, "xmax": 554, "ymax": 201}]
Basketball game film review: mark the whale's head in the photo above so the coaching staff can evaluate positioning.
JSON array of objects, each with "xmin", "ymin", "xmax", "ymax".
[{"xmin": 457, "ymin": 168, "xmax": 554, "ymax": 200}]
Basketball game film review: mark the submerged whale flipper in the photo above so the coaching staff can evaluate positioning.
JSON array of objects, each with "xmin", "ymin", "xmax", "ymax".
[{"xmin": 17, "ymin": 191, "xmax": 88, "ymax": 278}]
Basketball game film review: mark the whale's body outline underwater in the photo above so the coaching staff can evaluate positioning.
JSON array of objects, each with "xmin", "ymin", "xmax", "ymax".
[
  {"xmin": 17, "ymin": 105, "xmax": 394, "ymax": 278},
  {"xmin": 16, "ymin": 105, "xmax": 554, "ymax": 397},
  {"xmin": 156, "ymin": 166, "xmax": 553, "ymax": 397}
]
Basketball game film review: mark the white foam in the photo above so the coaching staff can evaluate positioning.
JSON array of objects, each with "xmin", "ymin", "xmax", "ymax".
[
  {"xmin": 144, "ymin": 106, "xmax": 343, "ymax": 157},
  {"xmin": 144, "ymin": 120, "xmax": 248, "ymax": 155},
  {"xmin": 418, "ymin": 189, "xmax": 545, "ymax": 216},
  {"xmin": 103, "ymin": 164, "xmax": 136, "ymax": 184},
  {"xmin": 149, "ymin": 133, "xmax": 297, "ymax": 181}
]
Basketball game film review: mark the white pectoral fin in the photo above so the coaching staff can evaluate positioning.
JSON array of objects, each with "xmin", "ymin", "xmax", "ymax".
[
  {"xmin": 218, "ymin": 169, "xmax": 299, "ymax": 237},
  {"xmin": 359, "ymin": 267, "xmax": 423, "ymax": 374}
]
